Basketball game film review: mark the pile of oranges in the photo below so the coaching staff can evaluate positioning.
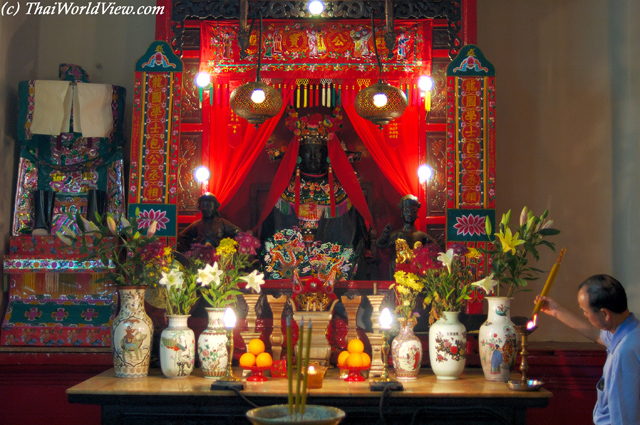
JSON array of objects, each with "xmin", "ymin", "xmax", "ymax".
[
  {"xmin": 239, "ymin": 339, "xmax": 273, "ymax": 369},
  {"xmin": 337, "ymin": 338, "xmax": 371, "ymax": 369}
]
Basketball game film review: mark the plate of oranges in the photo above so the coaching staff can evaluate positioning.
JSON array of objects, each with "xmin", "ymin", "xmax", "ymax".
[
  {"xmin": 239, "ymin": 339, "xmax": 273, "ymax": 382},
  {"xmin": 337, "ymin": 338, "xmax": 371, "ymax": 382}
]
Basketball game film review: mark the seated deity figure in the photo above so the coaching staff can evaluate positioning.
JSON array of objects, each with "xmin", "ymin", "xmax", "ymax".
[
  {"xmin": 177, "ymin": 192, "xmax": 241, "ymax": 252},
  {"xmin": 259, "ymin": 107, "xmax": 373, "ymax": 282},
  {"xmin": 377, "ymin": 194, "xmax": 439, "ymax": 279}
]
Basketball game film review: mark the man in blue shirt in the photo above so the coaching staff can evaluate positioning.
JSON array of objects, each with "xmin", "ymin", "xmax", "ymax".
[{"xmin": 536, "ymin": 274, "xmax": 640, "ymax": 425}]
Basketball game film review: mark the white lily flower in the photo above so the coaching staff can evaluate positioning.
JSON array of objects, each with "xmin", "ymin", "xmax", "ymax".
[
  {"xmin": 159, "ymin": 269, "xmax": 184, "ymax": 290},
  {"xmin": 197, "ymin": 262, "xmax": 223, "ymax": 288},
  {"xmin": 471, "ymin": 273, "xmax": 499, "ymax": 295},
  {"xmin": 239, "ymin": 270, "xmax": 265, "ymax": 293},
  {"xmin": 106, "ymin": 215, "xmax": 117, "ymax": 235},
  {"xmin": 437, "ymin": 248, "xmax": 456, "ymax": 274},
  {"xmin": 147, "ymin": 220, "xmax": 158, "ymax": 237},
  {"xmin": 519, "ymin": 206, "xmax": 528, "ymax": 226}
]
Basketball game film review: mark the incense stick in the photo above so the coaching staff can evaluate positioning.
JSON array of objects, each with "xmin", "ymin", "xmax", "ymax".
[
  {"xmin": 286, "ymin": 316, "xmax": 293, "ymax": 416},
  {"xmin": 300, "ymin": 320, "xmax": 312, "ymax": 415},
  {"xmin": 295, "ymin": 318, "xmax": 304, "ymax": 417}
]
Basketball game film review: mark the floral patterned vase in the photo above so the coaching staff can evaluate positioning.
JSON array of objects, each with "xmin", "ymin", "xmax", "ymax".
[
  {"xmin": 479, "ymin": 297, "xmax": 518, "ymax": 382},
  {"xmin": 111, "ymin": 286, "xmax": 154, "ymax": 378},
  {"xmin": 391, "ymin": 318, "xmax": 422, "ymax": 379},
  {"xmin": 198, "ymin": 307, "xmax": 229, "ymax": 379},
  {"xmin": 428, "ymin": 311, "xmax": 466, "ymax": 380},
  {"xmin": 160, "ymin": 315, "xmax": 195, "ymax": 379}
]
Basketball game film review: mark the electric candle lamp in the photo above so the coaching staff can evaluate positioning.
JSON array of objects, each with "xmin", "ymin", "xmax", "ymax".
[
  {"xmin": 371, "ymin": 308, "xmax": 401, "ymax": 389},
  {"xmin": 379, "ymin": 307, "xmax": 392, "ymax": 330},
  {"xmin": 195, "ymin": 71, "xmax": 211, "ymax": 88},
  {"xmin": 217, "ymin": 307, "xmax": 242, "ymax": 383},
  {"xmin": 250, "ymin": 88, "xmax": 266, "ymax": 104},
  {"xmin": 373, "ymin": 92, "xmax": 388, "ymax": 108},
  {"xmin": 307, "ymin": 0, "xmax": 324, "ymax": 15},
  {"xmin": 193, "ymin": 165, "xmax": 211, "ymax": 183},
  {"xmin": 418, "ymin": 164, "xmax": 433, "ymax": 183},
  {"xmin": 417, "ymin": 75, "xmax": 433, "ymax": 92}
]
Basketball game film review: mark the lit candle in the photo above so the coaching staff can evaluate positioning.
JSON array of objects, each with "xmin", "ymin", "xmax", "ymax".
[
  {"xmin": 532, "ymin": 248, "xmax": 566, "ymax": 316},
  {"xmin": 305, "ymin": 363, "xmax": 328, "ymax": 389}
]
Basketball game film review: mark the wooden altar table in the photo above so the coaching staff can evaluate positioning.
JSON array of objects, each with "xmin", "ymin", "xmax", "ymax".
[{"xmin": 67, "ymin": 367, "xmax": 551, "ymax": 425}]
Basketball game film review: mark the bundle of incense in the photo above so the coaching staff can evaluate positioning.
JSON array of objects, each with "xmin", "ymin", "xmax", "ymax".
[{"xmin": 287, "ymin": 316, "xmax": 312, "ymax": 419}]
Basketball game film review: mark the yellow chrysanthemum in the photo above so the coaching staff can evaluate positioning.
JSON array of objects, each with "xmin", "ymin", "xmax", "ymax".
[
  {"xmin": 465, "ymin": 247, "xmax": 482, "ymax": 259},
  {"xmin": 217, "ymin": 238, "xmax": 238, "ymax": 257}
]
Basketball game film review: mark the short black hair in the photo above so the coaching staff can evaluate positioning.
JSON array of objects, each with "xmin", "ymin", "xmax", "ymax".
[
  {"xmin": 578, "ymin": 274, "xmax": 628, "ymax": 314},
  {"xmin": 399, "ymin": 194, "xmax": 420, "ymax": 210}
]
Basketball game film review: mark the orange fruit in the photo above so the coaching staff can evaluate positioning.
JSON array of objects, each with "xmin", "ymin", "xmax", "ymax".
[
  {"xmin": 337, "ymin": 350, "xmax": 350, "ymax": 367},
  {"xmin": 240, "ymin": 352, "xmax": 256, "ymax": 368},
  {"xmin": 256, "ymin": 352, "xmax": 273, "ymax": 368},
  {"xmin": 347, "ymin": 339, "xmax": 364, "ymax": 354},
  {"xmin": 361, "ymin": 352, "xmax": 371, "ymax": 367},
  {"xmin": 248, "ymin": 339, "xmax": 266, "ymax": 356},
  {"xmin": 346, "ymin": 352, "xmax": 363, "ymax": 368}
]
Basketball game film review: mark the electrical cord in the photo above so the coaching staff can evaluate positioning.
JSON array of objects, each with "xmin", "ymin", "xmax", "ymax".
[
  {"xmin": 378, "ymin": 384, "xmax": 396, "ymax": 425},
  {"xmin": 228, "ymin": 386, "xmax": 259, "ymax": 408}
]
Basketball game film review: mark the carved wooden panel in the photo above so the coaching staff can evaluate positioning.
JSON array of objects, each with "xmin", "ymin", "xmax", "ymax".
[
  {"xmin": 427, "ymin": 224, "xmax": 445, "ymax": 248},
  {"xmin": 180, "ymin": 59, "xmax": 202, "ymax": 124},
  {"xmin": 182, "ymin": 27, "xmax": 201, "ymax": 50},
  {"xmin": 432, "ymin": 27, "xmax": 450, "ymax": 50},
  {"xmin": 426, "ymin": 132, "xmax": 446, "ymax": 216},
  {"xmin": 178, "ymin": 132, "xmax": 202, "ymax": 214},
  {"xmin": 428, "ymin": 58, "xmax": 449, "ymax": 123}
]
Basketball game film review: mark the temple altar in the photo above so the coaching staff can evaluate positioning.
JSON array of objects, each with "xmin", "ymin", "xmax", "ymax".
[{"xmin": 67, "ymin": 367, "xmax": 551, "ymax": 425}]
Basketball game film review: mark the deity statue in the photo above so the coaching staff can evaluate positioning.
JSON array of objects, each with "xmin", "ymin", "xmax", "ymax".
[
  {"xmin": 377, "ymin": 194, "xmax": 439, "ymax": 278},
  {"xmin": 177, "ymin": 192, "xmax": 241, "ymax": 252},
  {"xmin": 259, "ymin": 107, "xmax": 373, "ymax": 282}
]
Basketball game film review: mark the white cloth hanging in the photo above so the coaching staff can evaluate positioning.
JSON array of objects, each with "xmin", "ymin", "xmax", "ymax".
[
  {"xmin": 29, "ymin": 81, "xmax": 114, "ymax": 138},
  {"xmin": 30, "ymin": 80, "xmax": 71, "ymax": 135}
]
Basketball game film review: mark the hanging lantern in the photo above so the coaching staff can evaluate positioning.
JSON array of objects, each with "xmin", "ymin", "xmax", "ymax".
[
  {"xmin": 230, "ymin": 11, "xmax": 282, "ymax": 127},
  {"xmin": 230, "ymin": 81, "xmax": 282, "ymax": 126},
  {"xmin": 354, "ymin": 82, "xmax": 407, "ymax": 128},
  {"xmin": 355, "ymin": 15, "xmax": 407, "ymax": 129}
]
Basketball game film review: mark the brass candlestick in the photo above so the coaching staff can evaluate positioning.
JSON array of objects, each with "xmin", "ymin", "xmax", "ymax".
[
  {"xmin": 507, "ymin": 318, "xmax": 543, "ymax": 391},
  {"xmin": 212, "ymin": 308, "xmax": 244, "ymax": 390},
  {"xmin": 370, "ymin": 328, "xmax": 394, "ymax": 384},
  {"xmin": 370, "ymin": 308, "xmax": 402, "ymax": 391}
]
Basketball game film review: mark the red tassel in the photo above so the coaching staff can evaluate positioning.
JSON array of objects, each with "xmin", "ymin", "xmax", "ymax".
[
  {"xmin": 295, "ymin": 166, "xmax": 301, "ymax": 217},
  {"xmin": 329, "ymin": 164, "xmax": 335, "ymax": 218}
]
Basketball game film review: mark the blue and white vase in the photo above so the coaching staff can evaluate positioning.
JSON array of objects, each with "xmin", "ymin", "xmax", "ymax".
[{"xmin": 479, "ymin": 297, "xmax": 518, "ymax": 381}]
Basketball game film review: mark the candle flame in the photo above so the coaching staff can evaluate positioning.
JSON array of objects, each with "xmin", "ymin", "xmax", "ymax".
[
  {"xmin": 308, "ymin": 365, "xmax": 316, "ymax": 373},
  {"xmin": 527, "ymin": 314, "xmax": 538, "ymax": 330}
]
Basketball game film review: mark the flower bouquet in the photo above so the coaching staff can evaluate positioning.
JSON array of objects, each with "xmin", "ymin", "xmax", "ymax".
[
  {"xmin": 56, "ymin": 210, "xmax": 167, "ymax": 377},
  {"xmin": 482, "ymin": 207, "xmax": 560, "ymax": 298},
  {"xmin": 56, "ymin": 210, "xmax": 169, "ymax": 286},
  {"xmin": 415, "ymin": 245, "xmax": 477, "ymax": 325},
  {"xmin": 192, "ymin": 233, "xmax": 265, "ymax": 379}
]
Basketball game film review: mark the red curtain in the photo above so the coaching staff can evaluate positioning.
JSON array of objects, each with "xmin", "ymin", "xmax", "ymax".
[
  {"xmin": 340, "ymin": 85, "xmax": 427, "ymax": 227},
  {"xmin": 208, "ymin": 81, "xmax": 294, "ymax": 207}
]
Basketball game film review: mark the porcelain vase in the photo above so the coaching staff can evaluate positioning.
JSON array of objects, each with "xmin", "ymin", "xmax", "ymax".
[
  {"xmin": 111, "ymin": 286, "xmax": 154, "ymax": 378},
  {"xmin": 160, "ymin": 315, "xmax": 195, "ymax": 379},
  {"xmin": 391, "ymin": 318, "xmax": 422, "ymax": 379},
  {"xmin": 428, "ymin": 311, "xmax": 467, "ymax": 380},
  {"xmin": 479, "ymin": 297, "xmax": 518, "ymax": 381},
  {"xmin": 198, "ymin": 307, "xmax": 229, "ymax": 379}
]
